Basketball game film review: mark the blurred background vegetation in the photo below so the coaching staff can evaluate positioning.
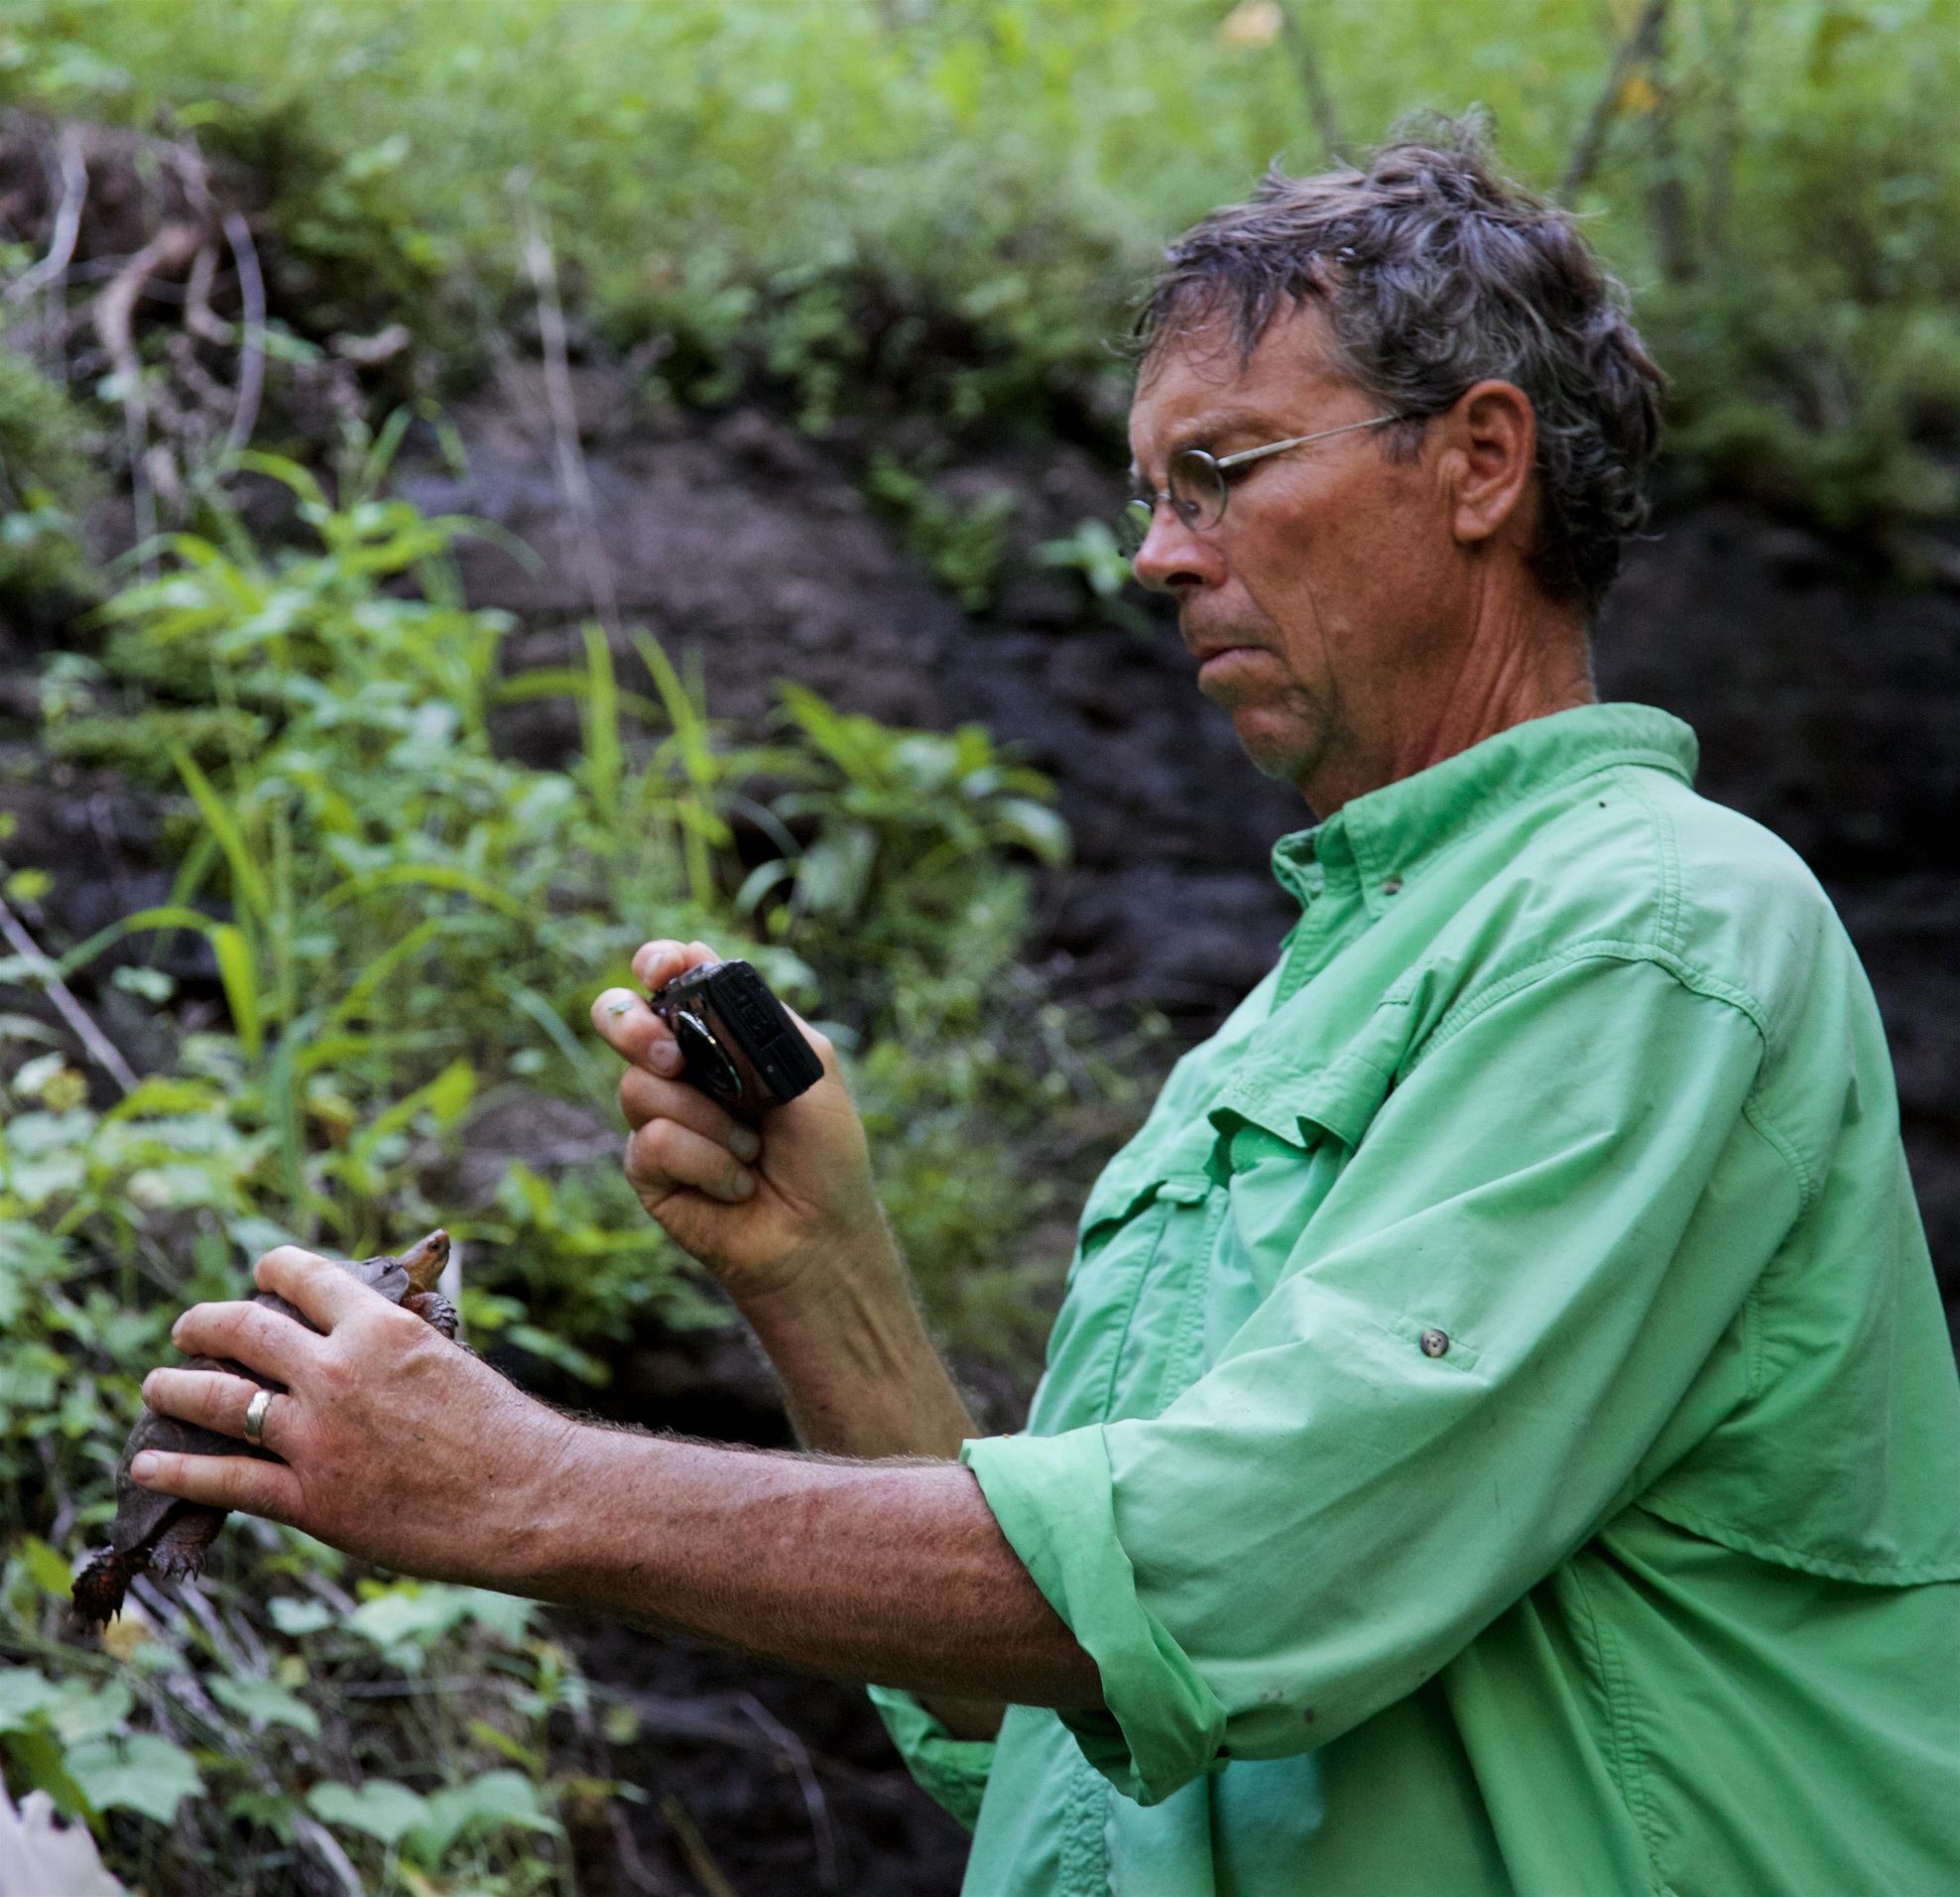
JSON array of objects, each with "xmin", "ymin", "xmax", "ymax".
[{"xmin": 0, "ymin": 0, "xmax": 1955, "ymax": 1890}]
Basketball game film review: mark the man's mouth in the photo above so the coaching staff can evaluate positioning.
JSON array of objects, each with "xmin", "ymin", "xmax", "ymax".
[{"xmin": 1193, "ymin": 643, "xmax": 1262, "ymax": 686}]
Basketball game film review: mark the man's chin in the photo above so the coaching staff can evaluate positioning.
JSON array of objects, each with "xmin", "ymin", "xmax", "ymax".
[{"xmin": 1228, "ymin": 707, "xmax": 1315, "ymax": 785}]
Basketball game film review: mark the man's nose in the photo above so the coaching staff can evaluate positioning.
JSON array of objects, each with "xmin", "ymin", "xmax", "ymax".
[{"xmin": 1131, "ymin": 501, "xmax": 1223, "ymax": 594}]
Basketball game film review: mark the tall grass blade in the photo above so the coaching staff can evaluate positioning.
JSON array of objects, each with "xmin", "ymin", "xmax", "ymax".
[{"xmin": 171, "ymin": 744, "xmax": 272, "ymax": 928}]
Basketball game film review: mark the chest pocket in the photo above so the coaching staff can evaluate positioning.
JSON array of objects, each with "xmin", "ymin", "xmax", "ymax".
[
  {"xmin": 1031, "ymin": 1143, "xmax": 1221, "ymax": 1433},
  {"xmin": 1201, "ymin": 1047, "xmax": 1400, "ymax": 1354}
]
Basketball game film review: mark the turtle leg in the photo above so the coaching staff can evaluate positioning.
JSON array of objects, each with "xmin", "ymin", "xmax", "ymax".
[
  {"xmin": 402, "ymin": 1290, "xmax": 459, "ymax": 1340},
  {"xmin": 148, "ymin": 1503, "xmax": 225, "ymax": 1580}
]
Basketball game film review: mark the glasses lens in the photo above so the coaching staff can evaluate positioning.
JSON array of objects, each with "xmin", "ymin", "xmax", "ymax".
[
  {"xmin": 1168, "ymin": 448, "xmax": 1227, "ymax": 531},
  {"xmin": 1118, "ymin": 496, "xmax": 1155, "ymax": 556}
]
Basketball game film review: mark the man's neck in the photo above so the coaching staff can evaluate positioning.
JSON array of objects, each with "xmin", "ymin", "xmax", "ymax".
[{"xmin": 1299, "ymin": 587, "xmax": 1596, "ymax": 820}]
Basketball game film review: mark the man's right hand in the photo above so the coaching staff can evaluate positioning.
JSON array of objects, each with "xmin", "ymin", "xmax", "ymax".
[{"xmin": 589, "ymin": 939, "xmax": 901, "ymax": 1313}]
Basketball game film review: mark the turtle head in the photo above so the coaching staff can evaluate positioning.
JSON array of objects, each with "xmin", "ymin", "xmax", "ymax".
[{"xmin": 396, "ymin": 1229, "xmax": 451, "ymax": 1291}]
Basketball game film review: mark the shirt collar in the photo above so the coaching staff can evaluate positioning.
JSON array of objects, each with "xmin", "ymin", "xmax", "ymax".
[{"xmin": 1270, "ymin": 701, "xmax": 1699, "ymax": 914}]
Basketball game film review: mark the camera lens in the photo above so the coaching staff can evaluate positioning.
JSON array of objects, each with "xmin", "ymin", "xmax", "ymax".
[{"xmin": 673, "ymin": 1011, "xmax": 745, "ymax": 1109}]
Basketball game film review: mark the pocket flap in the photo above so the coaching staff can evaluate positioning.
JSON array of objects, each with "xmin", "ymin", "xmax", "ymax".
[
  {"xmin": 1207, "ymin": 1046, "xmax": 1396, "ymax": 1155},
  {"xmin": 1077, "ymin": 1161, "xmax": 1211, "ymax": 1242}
]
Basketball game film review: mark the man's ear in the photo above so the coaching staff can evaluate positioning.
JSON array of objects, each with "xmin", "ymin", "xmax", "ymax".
[{"xmin": 1439, "ymin": 380, "xmax": 1538, "ymax": 551}]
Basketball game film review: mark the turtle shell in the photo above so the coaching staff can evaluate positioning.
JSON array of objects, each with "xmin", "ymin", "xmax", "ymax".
[{"xmin": 69, "ymin": 1232, "xmax": 452, "ymax": 1633}]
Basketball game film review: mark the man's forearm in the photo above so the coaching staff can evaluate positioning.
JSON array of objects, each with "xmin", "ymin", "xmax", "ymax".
[
  {"xmin": 738, "ymin": 1235, "xmax": 977, "ymax": 1460},
  {"xmin": 512, "ymin": 1426, "xmax": 1102, "ymax": 1713},
  {"xmin": 734, "ymin": 1238, "xmax": 1018, "ymax": 1736}
]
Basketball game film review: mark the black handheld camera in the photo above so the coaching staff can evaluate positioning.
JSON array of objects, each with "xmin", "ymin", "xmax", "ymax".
[{"xmin": 647, "ymin": 958, "xmax": 823, "ymax": 1121}]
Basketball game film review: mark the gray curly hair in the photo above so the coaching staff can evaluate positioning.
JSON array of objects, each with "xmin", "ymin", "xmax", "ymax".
[{"xmin": 1136, "ymin": 118, "xmax": 1664, "ymax": 618}]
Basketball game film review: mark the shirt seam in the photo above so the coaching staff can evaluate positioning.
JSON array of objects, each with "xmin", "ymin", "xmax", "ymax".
[
  {"xmin": 1158, "ymin": 1189, "xmax": 1229, "ymax": 1407},
  {"xmin": 1567, "ymin": 1560, "xmax": 1671, "ymax": 1896},
  {"xmin": 1739, "ymin": 1087, "xmax": 1817, "ymax": 1213},
  {"xmin": 1397, "ymin": 941, "xmax": 1771, "ymax": 1075},
  {"xmin": 1095, "ymin": 1200, "xmax": 1176, "ymax": 1421},
  {"xmin": 1616, "ymin": 767, "xmax": 1686, "ymax": 960},
  {"xmin": 1633, "ymin": 1495, "xmax": 1960, "ymax": 1585},
  {"xmin": 1060, "ymin": 1747, "xmax": 1107, "ymax": 1894},
  {"xmin": 1395, "ymin": 944, "xmax": 1819, "ymax": 1217}
]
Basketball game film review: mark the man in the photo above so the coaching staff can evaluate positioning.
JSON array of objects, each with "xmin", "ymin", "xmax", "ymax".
[{"xmin": 133, "ymin": 128, "xmax": 1960, "ymax": 1893}]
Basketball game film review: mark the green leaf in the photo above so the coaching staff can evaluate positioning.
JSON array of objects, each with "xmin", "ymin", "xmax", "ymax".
[
  {"xmin": 0, "ymin": 1667, "xmax": 63, "ymax": 1734},
  {"xmin": 209, "ymin": 1675, "xmax": 321, "ymax": 1740},
  {"xmin": 995, "ymin": 797, "xmax": 1071, "ymax": 865},
  {"xmin": 209, "ymin": 922, "xmax": 263, "ymax": 1062},
  {"xmin": 580, "ymin": 621, "xmax": 623, "ymax": 830},
  {"xmin": 403, "ymin": 1769, "xmax": 555, "ymax": 1866},
  {"xmin": 51, "ymin": 1681, "xmax": 133, "ymax": 1747},
  {"xmin": 267, "ymin": 1595, "xmax": 333, "ymax": 1638},
  {"xmin": 0, "ymin": 1723, "xmax": 91, "ymax": 1822},
  {"xmin": 18, "ymin": 1535, "xmax": 74, "ymax": 1600},
  {"xmin": 306, "ymin": 1778, "xmax": 429, "ymax": 1847},
  {"xmin": 65, "ymin": 1732, "xmax": 202, "ymax": 1825},
  {"xmin": 320, "ymin": 861, "xmax": 530, "ymax": 919},
  {"xmin": 171, "ymin": 745, "xmax": 272, "ymax": 926}
]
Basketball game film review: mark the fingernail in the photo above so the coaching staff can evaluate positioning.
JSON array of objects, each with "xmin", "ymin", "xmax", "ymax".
[
  {"xmin": 650, "ymin": 1042, "xmax": 681, "ymax": 1075},
  {"xmin": 131, "ymin": 1454, "xmax": 159, "ymax": 1482},
  {"xmin": 730, "ymin": 1128, "xmax": 762, "ymax": 1163},
  {"xmin": 140, "ymin": 1372, "xmax": 157, "ymax": 1402},
  {"xmin": 731, "ymin": 1171, "xmax": 755, "ymax": 1200}
]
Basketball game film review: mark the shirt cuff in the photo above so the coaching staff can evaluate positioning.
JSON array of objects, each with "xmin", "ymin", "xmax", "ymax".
[
  {"xmin": 865, "ymin": 1685, "xmax": 996, "ymax": 1832},
  {"xmin": 960, "ymin": 1426, "xmax": 1227, "ymax": 1806}
]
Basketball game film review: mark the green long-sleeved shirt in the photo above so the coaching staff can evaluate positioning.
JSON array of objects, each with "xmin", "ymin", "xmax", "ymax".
[{"xmin": 872, "ymin": 701, "xmax": 1960, "ymax": 1895}]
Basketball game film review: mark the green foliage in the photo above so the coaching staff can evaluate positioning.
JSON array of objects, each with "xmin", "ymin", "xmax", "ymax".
[
  {"xmin": 1039, "ymin": 518, "xmax": 1155, "ymax": 634},
  {"xmin": 0, "ymin": 462, "xmax": 1108, "ymax": 1887},
  {"xmin": 0, "ymin": 334, "xmax": 101, "ymax": 603},
  {"xmin": 5, "ymin": 0, "xmax": 1956, "ymax": 534},
  {"xmin": 865, "ymin": 454, "xmax": 1021, "ymax": 610}
]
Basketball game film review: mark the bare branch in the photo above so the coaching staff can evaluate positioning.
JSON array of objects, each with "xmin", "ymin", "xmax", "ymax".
[
  {"xmin": 0, "ymin": 893, "xmax": 141, "ymax": 1095},
  {"xmin": 1277, "ymin": 2, "xmax": 1345, "ymax": 162},
  {"xmin": 1560, "ymin": 0, "xmax": 1671, "ymax": 201},
  {"xmin": 221, "ymin": 210, "xmax": 266, "ymax": 460},
  {"xmin": 182, "ymin": 240, "xmax": 233, "ymax": 345},
  {"xmin": 6, "ymin": 123, "xmax": 87, "ymax": 305},
  {"xmin": 93, "ymin": 219, "xmax": 205, "ymax": 570},
  {"xmin": 516, "ymin": 185, "xmax": 620, "ymax": 631}
]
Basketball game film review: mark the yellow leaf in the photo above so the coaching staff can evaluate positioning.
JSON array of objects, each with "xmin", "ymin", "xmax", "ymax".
[
  {"xmin": 1220, "ymin": 0, "xmax": 1284, "ymax": 49},
  {"xmin": 1616, "ymin": 69, "xmax": 1659, "ymax": 115},
  {"xmin": 100, "ymin": 1612, "xmax": 154, "ymax": 1665}
]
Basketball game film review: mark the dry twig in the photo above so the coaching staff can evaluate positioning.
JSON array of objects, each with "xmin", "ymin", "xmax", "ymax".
[
  {"xmin": 0, "ymin": 892, "xmax": 140, "ymax": 1094},
  {"xmin": 1278, "ymin": 2, "xmax": 1345, "ymax": 162},
  {"xmin": 221, "ymin": 209, "xmax": 266, "ymax": 460},
  {"xmin": 1561, "ymin": 0, "xmax": 1672, "ymax": 199},
  {"xmin": 6, "ymin": 123, "xmax": 87, "ymax": 307},
  {"xmin": 516, "ymin": 185, "xmax": 620, "ymax": 630}
]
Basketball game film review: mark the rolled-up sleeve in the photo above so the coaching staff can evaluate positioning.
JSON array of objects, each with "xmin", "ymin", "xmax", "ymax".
[
  {"xmin": 865, "ymin": 1686, "xmax": 998, "ymax": 1830},
  {"xmin": 963, "ymin": 949, "xmax": 1804, "ymax": 1806}
]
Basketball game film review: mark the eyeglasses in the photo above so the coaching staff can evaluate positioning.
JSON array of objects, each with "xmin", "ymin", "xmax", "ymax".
[{"xmin": 1120, "ymin": 413, "xmax": 1403, "ymax": 556}]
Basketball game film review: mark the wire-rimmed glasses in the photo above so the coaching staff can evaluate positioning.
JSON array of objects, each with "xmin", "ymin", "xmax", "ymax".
[{"xmin": 1120, "ymin": 412, "xmax": 1403, "ymax": 556}]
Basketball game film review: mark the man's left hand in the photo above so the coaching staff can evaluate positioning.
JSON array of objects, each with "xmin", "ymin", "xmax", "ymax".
[{"xmin": 131, "ymin": 1247, "xmax": 581, "ymax": 1587}]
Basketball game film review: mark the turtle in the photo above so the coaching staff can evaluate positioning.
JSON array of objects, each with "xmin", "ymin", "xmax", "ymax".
[{"xmin": 70, "ymin": 1230, "xmax": 456, "ymax": 1633}]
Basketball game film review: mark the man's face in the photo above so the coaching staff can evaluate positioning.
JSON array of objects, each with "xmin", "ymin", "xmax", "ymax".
[{"xmin": 1127, "ymin": 301, "xmax": 1467, "ymax": 806}]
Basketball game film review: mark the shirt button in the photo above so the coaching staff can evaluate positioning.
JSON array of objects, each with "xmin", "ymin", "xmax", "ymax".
[
  {"xmin": 1419, "ymin": 1328, "xmax": 1450, "ymax": 1358},
  {"xmin": 1382, "ymin": 877, "xmax": 1404, "ymax": 896}
]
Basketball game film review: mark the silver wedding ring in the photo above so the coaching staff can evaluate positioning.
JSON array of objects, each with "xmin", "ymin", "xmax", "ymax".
[{"xmin": 243, "ymin": 1387, "xmax": 274, "ymax": 1447}]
